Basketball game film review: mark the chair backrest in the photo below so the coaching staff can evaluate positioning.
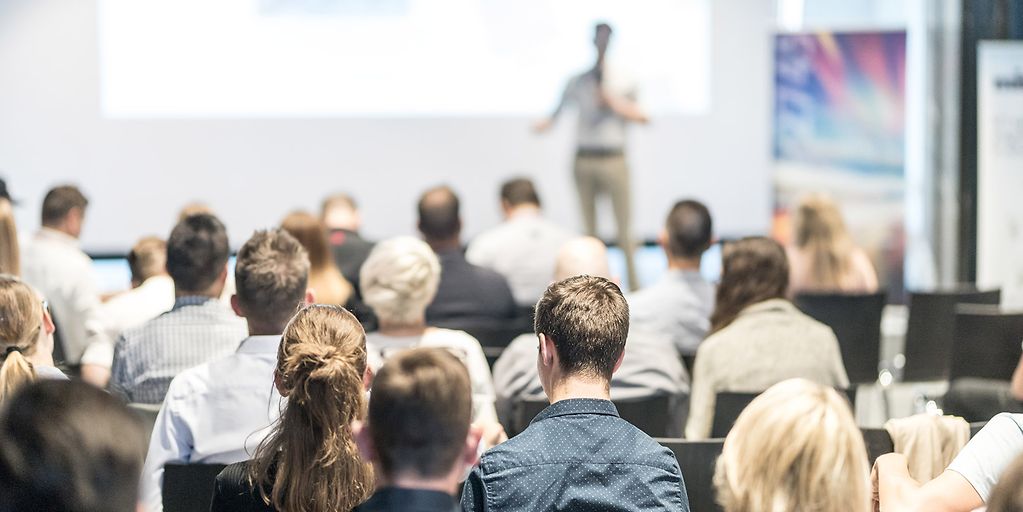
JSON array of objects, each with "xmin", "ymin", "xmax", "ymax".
[
  {"xmin": 903, "ymin": 288, "xmax": 1001, "ymax": 381},
  {"xmin": 658, "ymin": 438, "xmax": 725, "ymax": 512},
  {"xmin": 795, "ymin": 291, "xmax": 887, "ymax": 385},
  {"xmin": 430, "ymin": 315, "xmax": 533, "ymax": 348},
  {"xmin": 163, "ymin": 463, "xmax": 227, "ymax": 512},
  {"xmin": 481, "ymin": 346, "xmax": 504, "ymax": 371},
  {"xmin": 127, "ymin": 402, "xmax": 161, "ymax": 444},
  {"xmin": 950, "ymin": 305, "xmax": 1023, "ymax": 382},
  {"xmin": 48, "ymin": 308, "xmax": 68, "ymax": 365},
  {"xmin": 712, "ymin": 389, "xmax": 855, "ymax": 439},
  {"xmin": 511, "ymin": 395, "xmax": 674, "ymax": 438}
]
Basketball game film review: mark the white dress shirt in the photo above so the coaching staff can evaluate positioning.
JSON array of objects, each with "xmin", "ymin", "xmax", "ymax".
[
  {"xmin": 553, "ymin": 66, "xmax": 639, "ymax": 151},
  {"xmin": 628, "ymin": 269, "xmax": 715, "ymax": 356},
  {"xmin": 365, "ymin": 328, "xmax": 498, "ymax": 424},
  {"xmin": 466, "ymin": 210, "xmax": 573, "ymax": 307},
  {"xmin": 20, "ymin": 228, "xmax": 107, "ymax": 363},
  {"xmin": 81, "ymin": 275, "xmax": 175, "ymax": 368},
  {"xmin": 139, "ymin": 335, "xmax": 281, "ymax": 512}
]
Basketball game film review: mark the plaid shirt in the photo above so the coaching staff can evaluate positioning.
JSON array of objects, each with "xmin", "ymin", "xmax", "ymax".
[{"xmin": 110, "ymin": 296, "xmax": 247, "ymax": 404}]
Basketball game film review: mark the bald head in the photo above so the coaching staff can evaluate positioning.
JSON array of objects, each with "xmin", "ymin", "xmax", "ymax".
[
  {"xmin": 417, "ymin": 186, "xmax": 461, "ymax": 246},
  {"xmin": 321, "ymin": 193, "xmax": 361, "ymax": 231},
  {"xmin": 554, "ymin": 237, "xmax": 611, "ymax": 281}
]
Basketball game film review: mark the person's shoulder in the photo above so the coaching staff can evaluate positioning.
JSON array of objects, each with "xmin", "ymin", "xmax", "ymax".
[
  {"xmin": 986, "ymin": 413, "xmax": 1023, "ymax": 436},
  {"xmin": 424, "ymin": 328, "xmax": 482, "ymax": 348}
]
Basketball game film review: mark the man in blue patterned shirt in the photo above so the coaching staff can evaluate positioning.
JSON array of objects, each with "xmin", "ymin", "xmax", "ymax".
[
  {"xmin": 461, "ymin": 275, "xmax": 690, "ymax": 511},
  {"xmin": 109, "ymin": 213, "xmax": 246, "ymax": 404}
]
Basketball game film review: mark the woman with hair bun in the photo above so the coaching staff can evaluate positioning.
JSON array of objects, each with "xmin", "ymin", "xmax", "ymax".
[
  {"xmin": 211, "ymin": 304, "xmax": 374, "ymax": 512},
  {"xmin": 0, "ymin": 275, "xmax": 65, "ymax": 402}
]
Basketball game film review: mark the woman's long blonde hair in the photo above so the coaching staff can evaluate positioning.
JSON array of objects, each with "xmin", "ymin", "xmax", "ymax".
[
  {"xmin": 247, "ymin": 304, "xmax": 372, "ymax": 512},
  {"xmin": 794, "ymin": 195, "xmax": 854, "ymax": 290},
  {"xmin": 0, "ymin": 200, "xmax": 20, "ymax": 276},
  {"xmin": 0, "ymin": 276, "xmax": 42, "ymax": 401},
  {"xmin": 715, "ymin": 379, "xmax": 870, "ymax": 512}
]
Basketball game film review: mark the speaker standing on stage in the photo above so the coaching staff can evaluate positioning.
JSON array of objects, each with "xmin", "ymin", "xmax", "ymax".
[{"xmin": 534, "ymin": 22, "xmax": 649, "ymax": 290}]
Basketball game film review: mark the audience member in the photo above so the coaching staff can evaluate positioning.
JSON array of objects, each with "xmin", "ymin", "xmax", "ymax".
[
  {"xmin": 466, "ymin": 177, "xmax": 572, "ymax": 307},
  {"xmin": 786, "ymin": 194, "xmax": 878, "ymax": 295},
  {"xmin": 0, "ymin": 189, "xmax": 18, "ymax": 275},
  {"xmin": 321, "ymin": 193, "xmax": 375, "ymax": 294},
  {"xmin": 360, "ymin": 236, "xmax": 499, "ymax": 424},
  {"xmin": 0, "ymin": 379, "xmax": 147, "ymax": 512},
  {"xmin": 462, "ymin": 275, "xmax": 691, "ymax": 512},
  {"xmin": 986, "ymin": 453, "xmax": 1023, "ymax": 512},
  {"xmin": 353, "ymin": 348, "xmax": 482, "ymax": 512},
  {"xmin": 629, "ymin": 199, "xmax": 715, "ymax": 356},
  {"xmin": 140, "ymin": 229, "xmax": 311, "ymax": 512},
  {"xmin": 0, "ymin": 276, "xmax": 66, "ymax": 401},
  {"xmin": 109, "ymin": 213, "xmax": 246, "ymax": 404},
  {"xmin": 493, "ymin": 236, "xmax": 690, "ymax": 434},
  {"xmin": 715, "ymin": 379, "xmax": 869, "ymax": 512},
  {"xmin": 281, "ymin": 210, "xmax": 354, "ymax": 306},
  {"xmin": 20, "ymin": 185, "xmax": 105, "ymax": 365},
  {"xmin": 944, "ymin": 350, "xmax": 1023, "ymax": 423},
  {"xmin": 211, "ymin": 305, "xmax": 373, "ymax": 512},
  {"xmin": 875, "ymin": 413, "xmax": 1023, "ymax": 512},
  {"xmin": 417, "ymin": 185, "xmax": 516, "ymax": 325},
  {"xmin": 685, "ymin": 236, "xmax": 848, "ymax": 439}
]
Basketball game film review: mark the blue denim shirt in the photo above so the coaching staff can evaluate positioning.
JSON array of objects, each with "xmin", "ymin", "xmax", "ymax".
[{"xmin": 461, "ymin": 398, "xmax": 690, "ymax": 511}]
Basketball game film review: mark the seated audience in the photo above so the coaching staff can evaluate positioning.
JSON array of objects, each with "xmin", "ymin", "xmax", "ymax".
[
  {"xmin": 211, "ymin": 305, "xmax": 373, "ymax": 512},
  {"xmin": 109, "ymin": 213, "xmax": 246, "ymax": 404},
  {"xmin": 987, "ymin": 453, "xmax": 1023, "ymax": 512},
  {"xmin": 360, "ymin": 236, "xmax": 499, "ymax": 424},
  {"xmin": 0, "ymin": 276, "xmax": 66, "ymax": 400},
  {"xmin": 466, "ymin": 177, "xmax": 572, "ymax": 307},
  {"xmin": 417, "ymin": 185, "xmax": 516, "ymax": 325},
  {"xmin": 715, "ymin": 379, "xmax": 869, "ymax": 512},
  {"xmin": 462, "ymin": 275, "xmax": 691, "ymax": 512},
  {"xmin": 0, "ymin": 182, "xmax": 18, "ymax": 275},
  {"xmin": 0, "ymin": 379, "xmax": 147, "ymax": 512},
  {"xmin": 353, "ymin": 348, "xmax": 482, "ymax": 512},
  {"xmin": 140, "ymin": 229, "xmax": 311, "ymax": 512},
  {"xmin": 493, "ymin": 237, "xmax": 690, "ymax": 434},
  {"xmin": 875, "ymin": 413, "xmax": 1023, "ymax": 512},
  {"xmin": 629, "ymin": 199, "xmax": 715, "ymax": 356},
  {"xmin": 685, "ymin": 236, "xmax": 848, "ymax": 440},
  {"xmin": 786, "ymin": 194, "xmax": 878, "ymax": 295},
  {"xmin": 20, "ymin": 185, "xmax": 106, "ymax": 366},
  {"xmin": 944, "ymin": 350, "xmax": 1023, "ymax": 423},
  {"xmin": 321, "ymin": 193, "xmax": 374, "ymax": 294},
  {"xmin": 281, "ymin": 210, "xmax": 354, "ymax": 306}
]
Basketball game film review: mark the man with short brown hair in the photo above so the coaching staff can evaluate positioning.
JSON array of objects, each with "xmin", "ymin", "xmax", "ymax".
[
  {"xmin": 353, "ymin": 348, "xmax": 481, "ymax": 512},
  {"xmin": 462, "ymin": 275, "xmax": 691, "ymax": 511}
]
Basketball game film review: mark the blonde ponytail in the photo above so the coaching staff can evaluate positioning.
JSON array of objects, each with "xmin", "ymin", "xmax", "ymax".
[
  {"xmin": 0, "ymin": 348, "xmax": 35, "ymax": 401},
  {"xmin": 248, "ymin": 304, "xmax": 373, "ymax": 512},
  {"xmin": 0, "ymin": 276, "xmax": 44, "ymax": 401}
]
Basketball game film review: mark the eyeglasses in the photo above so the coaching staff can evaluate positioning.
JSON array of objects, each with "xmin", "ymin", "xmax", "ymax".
[{"xmin": 41, "ymin": 299, "xmax": 50, "ymax": 315}]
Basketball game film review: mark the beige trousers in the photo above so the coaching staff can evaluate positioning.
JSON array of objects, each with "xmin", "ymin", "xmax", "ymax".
[{"xmin": 573, "ymin": 152, "xmax": 638, "ymax": 290}]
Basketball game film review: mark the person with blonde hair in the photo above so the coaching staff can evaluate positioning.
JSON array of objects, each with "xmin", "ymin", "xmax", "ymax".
[
  {"xmin": 0, "ymin": 198, "xmax": 19, "ymax": 276},
  {"xmin": 211, "ymin": 305, "xmax": 374, "ymax": 512},
  {"xmin": 715, "ymin": 378, "xmax": 870, "ymax": 512},
  {"xmin": 360, "ymin": 236, "xmax": 499, "ymax": 424},
  {"xmin": 281, "ymin": 210, "xmax": 354, "ymax": 306},
  {"xmin": 0, "ymin": 275, "xmax": 66, "ymax": 402},
  {"xmin": 786, "ymin": 194, "xmax": 878, "ymax": 295}
]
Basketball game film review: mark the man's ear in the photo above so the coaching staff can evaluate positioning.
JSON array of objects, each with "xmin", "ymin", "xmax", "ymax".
[
  {"xmin": 352, "ymin": 420, "xmax": 377, "ymax": 464},
  {"xmin": 217, "ymin": 264, "xmax": 229, "ymax": 286},
  {"xmin": 230, "ymin": 294, "xmax": 243, "ymax": 317},
  {"xmin": 464, "ymin": 424, "xmax": 483, "ymax": 468},
  {"xmin": 538, "ymin": 333, "xmax": 556, "ymax": 369},
  {"xmin": 41, "ymin": 306, "xmax": 56, "ymax": 336},
  {"xmin": 612, "ymin": 347, "xmax": 626, "ymax": 375},
  {"xmin": 363, "ymin": 365, "xmax": 374, "ymax": 391},
  {"xmin": 657, "ymin": 228, "xmax": 668, "ymax": 248}
]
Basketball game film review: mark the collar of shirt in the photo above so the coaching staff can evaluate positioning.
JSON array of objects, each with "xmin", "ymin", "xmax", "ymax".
[
  {"xmin": 530, "ymin": 398, "xmax": 620, "ymax": 427},
  {"xmin": 36, "ymin": 227, "xmax": 79, "ymax": 247},
  {"xmin": 359, "ymin": 487, "xmax": 457, "ymax": 511},
  {"xmin": 737, "ymin": 298, "xmax": 796, "ymax": 317},
  {"xmin": 172, "ymin": 295, "xmax": 220, "ymax": 310},
  {"xmin": 236, "ymin": 335, "xmax": 280, "ymax": 355}
]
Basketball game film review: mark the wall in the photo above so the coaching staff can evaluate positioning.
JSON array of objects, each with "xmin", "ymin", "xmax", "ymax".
[{"xmin": 0, "ymin": 0, "xmax": 773, "ymax": 252}]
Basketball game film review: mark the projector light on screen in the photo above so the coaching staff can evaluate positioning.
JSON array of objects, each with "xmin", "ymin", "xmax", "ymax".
[{"xmin": 98, "ymin": 0, "xmax": 710, "ymax": 118}]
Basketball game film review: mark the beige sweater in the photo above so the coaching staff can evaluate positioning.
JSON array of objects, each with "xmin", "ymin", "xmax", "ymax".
[{"xmin": 685, "ymin": 298, "xmax": 850, "ymax": 439}]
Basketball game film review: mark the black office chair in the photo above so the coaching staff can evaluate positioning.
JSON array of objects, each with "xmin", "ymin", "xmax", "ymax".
[
  {"xmin": 481, "ymin": 346, "xmax": 504, "ymax": 371},
  {"xmin": 163, "ymin": 463, "xmax": 227, "ymax": 512},
  {"xmin": 712, "ymin": 389, "xmax": 855, "ymax": 439},
  {"xmin": 657, "ymin": 438, "xmax": 725, "ymax": 512},
  {"xmin": 795, "ymin": 291, "xmax": 887, "ymax": 385},
  {"xmin": 430, "ymin": 316, "xmax": 533, "ymax": 349},
  {"xmin": 949, "ymin": 305, "xmax": 1023, "ymax": 382},
  {"xmin": 512, "ymin": 395, "xmax": 674, "ymax": 438},
  {"xmin": 903, "ymin": 288, "xmax": 1001, "ymax": 381}
]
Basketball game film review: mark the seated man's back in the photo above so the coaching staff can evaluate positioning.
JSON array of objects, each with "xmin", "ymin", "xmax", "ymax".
[
  {"xmin": 426, "ymin": 250, "xmax": 516, "ymax": 324},
  {"xmin": 463, "ymin": 398, "xmax": 689, "ymax": 511}
]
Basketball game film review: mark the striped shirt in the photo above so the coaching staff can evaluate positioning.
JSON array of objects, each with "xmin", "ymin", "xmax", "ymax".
[{"xmin": 109, "ymin": 296, "xmax": 247, "ymax": 404}]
